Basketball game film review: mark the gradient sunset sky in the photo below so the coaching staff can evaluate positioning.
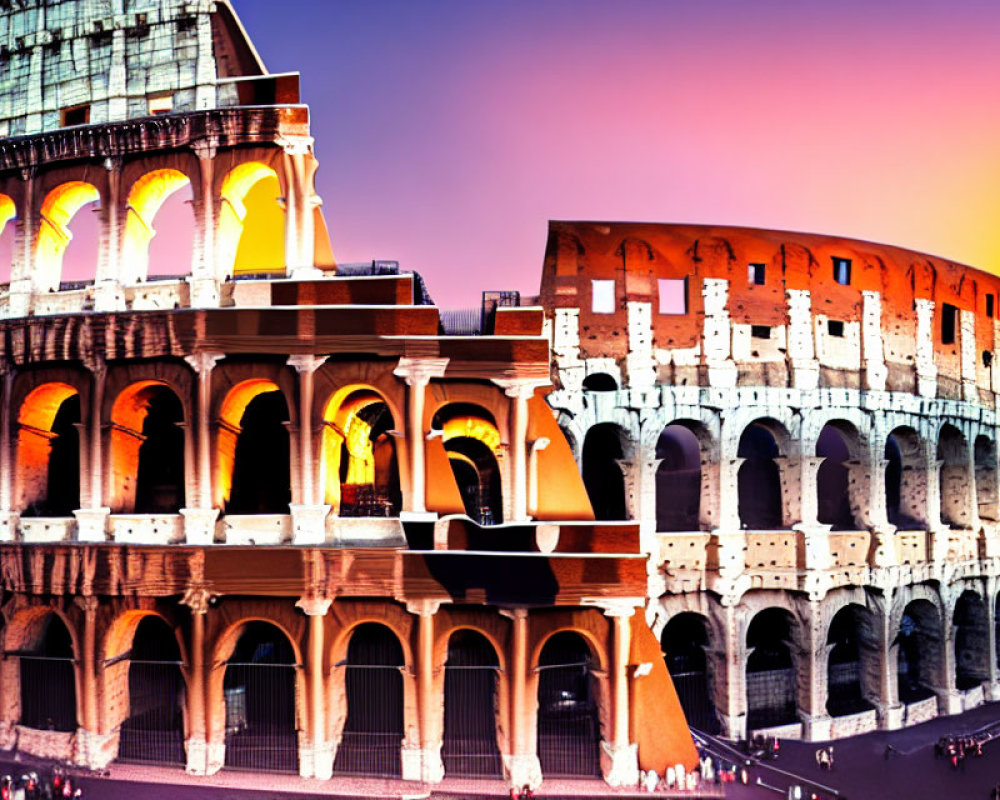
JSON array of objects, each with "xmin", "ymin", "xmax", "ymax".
[{"xmin": 234, "ymin": 0, "xmax": 1000, "ymax": 308}]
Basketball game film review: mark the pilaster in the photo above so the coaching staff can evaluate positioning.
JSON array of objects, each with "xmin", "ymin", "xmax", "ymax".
[{"xmin": 394, "ymin": 357, "xmax": 449, "ymax": 517}]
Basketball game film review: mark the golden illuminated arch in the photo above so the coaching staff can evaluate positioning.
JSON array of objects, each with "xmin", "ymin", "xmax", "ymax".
[
  {"xmin": 440, "ymin": 415, "xmax": 502, "ymax": 454},
  {"xmin": 215, "ymin": 379, "xmax": 282, "ymax": 508},
  {"xmin": 121, "ymin": 169, "xmax": 192, "ymax": 284},
  {"xmin": 217, "ymin": 162, "xmax": 285, "ymax": 278},
  {"xmin": 35, "ymin": 182, "xmax": 100, "ymax": 293},
  {"xmin": 16, "ymin": 382, "xmax": 80, "ymax": 514}
]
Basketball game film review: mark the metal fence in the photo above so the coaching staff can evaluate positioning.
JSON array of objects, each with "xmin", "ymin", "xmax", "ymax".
[
  {"xmin": 223, "ymin": 662, "xmax": 299, "ymax": 773},
  {"xmin": 670, "ymin": 669, "xmax": 720, "ymax": 734},
  {"xmin": 442, "ymin": 664, "xmax": 503, "ymax": 777},
  {"xmin": 332, "ymin": 663, "xmax": 403, "ymax": 777},
  {"xmin": 746, "ymin": 667, "xmax": 797, "ymax": 730},
  {"xmin": 117, "ymin": 659, "xmax": 185, "ymax": 765},
  {"xmin": 20, "ymin": 656, "xmax": 76, "ymax": 732},
  {"xmin": 536, "ymin": 662, "xmax": 601, "ymax": 778},
  {"xmin": 827, "ymin": 660, "xmax": 871, "ymax": 717}
]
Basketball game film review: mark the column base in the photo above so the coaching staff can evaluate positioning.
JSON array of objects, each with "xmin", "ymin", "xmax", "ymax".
[
  {"xmin": 717, "ymin": 711, "xmax": 746, "ymax": 742},
  {"xmin": 290, "ymin": 504, "xmax": 331, "ymax": 545},
  {"xmin": 793, "ymin": 523, "xmax": 834, "ymax": 572},
  {"xmin": 801, "ymin": 714, "xmax": 833, "ymax": 742},
  {"xmin": 869, "ymin": 524, "xmax": 898, "ymax": 567},
  {"xmin": 938, "ymin": 689, "xmax": 964, "ymax": 716},
  {"xmin": 313, "ymin": 740, "xmax": 335, "ymax": 781},
  {"xmin": 985, "ymin": 681, "xmax": 1000, "ymax": 702},
  {"xmin": 400, "ymin": 743, "xmax": 423, "ymax": 781},
  {"xmin": 400, "ymin": 510, "xmax": 439, "ymax": 523},
  {"xmin": 188, "ymin": 276, "xmax": 221, "ymax": 308},
  {"xmin": 600, "ymin": 740, "xmax": 639, "ymax": 787},
  {"xmin": 289, "ymin": 265, "xmax": 325, "ymax": 280},
  {"xmin": 185, "ymin": 736, "xmax": 208, "ymax": 775},
  {"xmin": 0, "ymin": 511, "xmax": 18, "ymax": 541},
  {"xmin": 503, "ymin": 753, "xmax": 543, "ymax": 791},
  {"xmin": 76, "ymin": 728, "xmax": 118, "ymax": 769},
  {"xmin": 878, "ymin": 704, "xmax": 905, "ymax": 731},
  {"xmin": 205, "ymin": 739, "xmax": 225, "ymax": 775},
  {"xmin": 74, "ymin": 508, "xmax": 110, "ymax": 542},
  {"xmin": 93, "ymin": 280, "xmax": 126, "ymax": 312},
  {"xmin": 929, "ymin": 527, "xmax": 952, "ymax": 562},
  {"xmin": 181, "ymin": 507, "xmax": 220, "ymax": 545}
]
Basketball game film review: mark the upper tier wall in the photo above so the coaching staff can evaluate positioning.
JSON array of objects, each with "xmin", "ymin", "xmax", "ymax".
[{"xmin": 540, "ymin": 221, "xmax": 1000, "ymax": 404}]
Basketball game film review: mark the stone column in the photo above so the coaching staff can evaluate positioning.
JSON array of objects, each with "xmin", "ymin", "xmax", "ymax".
[
  {"xmin": 181, "ymin": 352, "xmax": 223, "ymax": 544},
  {"xmin": 713, "ymin": 457, "xmax": 746, "ymax": 579},
  {"xmin": 288, "ymin": 355, "xmax": 330, "ymax": 544},
  {"xmin": 181, "ymin": 585, "xmax": 213, "ymax": 775},
  {"xmin": 75, "ymin": 595, "xmax": 114, "ymax": 767},
  {"xmin": 7, "ymin": 168, "xmax": 35, "ymax": 318},
  {"xmin": 527, "ymin": 437, "xmax": 551, "ymax": 519},
  {"xmin": 282, "ymin": 140, "xmax": 323, "ymax": 279},
  {"xmin": 0, "ymin": 368, "xmax": 16, "ymax": 540},
  {"xmin": 796, "ymin": 601, "xmax": 832, "ymax": 741},
  {"xmin": 861, "ymin": 291, "xmax": 889, "ymax": 391},
  {"xmin": 492, "ymin": 378, "xmax": 549, "ymax": 522},
  {"xmin": 702, "ymin": 278, "xmax": 738, "ymax": 387},
  {"xmin": 600, "ymin": 602, "xmax": 640, "ymax": 787},
  {"xmin": 986, "ymin": 576, "xmax": 999, "ymax": 700},
  {"xmin": 75, "ymin": 358, "xmax": 109, "ymax": 542},
  {"xmin": 915, "ymin": 299, "xmax": 938, "ymax": 399},
  {"xmin": 393, "ymin": 357, "xmax": 449, "ymax": 518},
  {"xmin": 938, "ymin": 611, "xmax": 963, "ymax": 715},
  {"xmin": 785, "ymin": 455, "xmax": 834, "ymax": 572},
  {"xmin": 94, "ymin": 158, "xmax": 124, "ymax": 311},
  {"xmin": 190, "ymin": 140, "xmax": 221, "ymax": 307},
  {"xmin": 407, "ymin": 599, "xmax": 444, "ymax": 782},
  {"xmin": 296, "ymin": 595, "xmax": 332, "ymax": 779},
  {"xmin": 960, "ymin": 310, "xmax": 978, "ymax": 403},
  {"xmin": 849, "ymin": 449, "xmax": 898, "ymax": 568},
  {"xmin": 787, "ymin": 289, "xmax": 819, "ymax": 390},
  {"xmin": 927, "ymin": 457, "xmax": 950, "ymax": 563},
  {"xmin": 872, "ymin": 596, "xmax": 904, "ymax": 730},
  {"xmin": 708, "ymin": 603, "xmax": 746, "ymax": 740},
  {"xmin": 502, "ymin": 608, "xmax": 541, "ymax": 789}
]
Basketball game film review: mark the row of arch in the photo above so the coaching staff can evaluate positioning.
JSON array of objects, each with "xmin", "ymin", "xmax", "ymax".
[
  {"xmin": 5, "ymin": 610, "xmax": 604, "ymax": 779},
  {"xmin": 20, "ymin": 374, "xmax": 506, "ymax": 521},
  {"xmin": 662, "ymin": 591, "xmax": 994, "ymax": 734},
  {"xmin": 577, "ymin": 415, "xmax": 995, "ymax": 532},
  {"xmin": 0, "ymin": 158, "xmax": 289, "ymax": 295}
]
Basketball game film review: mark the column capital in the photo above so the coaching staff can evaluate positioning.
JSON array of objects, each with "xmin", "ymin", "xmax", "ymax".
[
  {"xmin": 191, "ymin": 138, "xmax": 218, "ymax": 161},
  {"xmin": 499, "ymin": 607, "xmax": 529, "ymax": 622},
  {"xmin": 81, "ymin": 354, "xmax": 106, "ymax": 379},
  {"xmin": 491, "ymin": 376, "xmax": 550, "ymax": 399},
  {"xmin": 296, "ymin": 595, "xmax": 332, "ymax": 617},
  {"xmin": 394, "ymin": 357, "xmax": 449, "ymax": 387},
  {"xmin": 184, "ymin": 351, "xmax": 225, "ymax": 376},
  {"xmin": 287, "ymin": 354, "xmax": 328, "ymax": 375},
  {"xmin": 581, "ymin": 597, "xmax": 643, "ymax": 618},
  {"xmin": 280, "ymin": 135, "xmax": 314, "ymax": 157},
  {"xmin": 181, "ymin": 584, "xmax": 216, "ymax": 615},
  {"xmin": 74, "ymin": 595, "xmax": 99, "ymax": 615},
  {"xmin": 405, "ymin": 598, "xmax": 442, "ymax": 617}
]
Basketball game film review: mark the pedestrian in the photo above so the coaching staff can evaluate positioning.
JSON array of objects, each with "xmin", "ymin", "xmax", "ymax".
[
  {"xmin": 884, "ymin": 744, "xmax": 897, "ymax": 759},
  {"xmin": 827, "ymin": 745, "xmax": 834, "ymax": 770}
]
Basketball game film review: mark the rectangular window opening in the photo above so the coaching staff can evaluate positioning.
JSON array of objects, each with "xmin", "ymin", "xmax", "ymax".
[
  {"xmin": 658, "ymin": 278, "xmax": 688, "ymax": 315},
  {"xmin": 591, "ymin": 279, "xmax": 616, "ymax": 314},
  {"xmin": 941, "ymin": 303, "xmax": 958, "ymax": 345},
  {"xmin": 987, "ymin": 294, "xmax": 995, "ymax": 318},
  {"xmin": 828, "ymin": 320, "xmax": 845, "ymax": 337},
  {"xmin": 148, "ymin": 94, "xmax": 173, "ymax": 115},
  {"xmin": 61, "ymin": 104, "xmax": 90, "ymax": 127},
  {"xmin": 748, "ymin": 263, "xmax": 766, "ymax": 286},
  {"xmin": 750, "ymin": 325, "xmax": 771, "ymax": 339},
  {"xmin": 833, "ymin": 257, "xmax": 852, "ymax": 286}
]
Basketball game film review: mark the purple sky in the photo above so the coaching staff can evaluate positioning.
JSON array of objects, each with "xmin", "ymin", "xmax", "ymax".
[{"xmin": 233, "ymin": 0, "xmax": 1000, "ymax": 308}]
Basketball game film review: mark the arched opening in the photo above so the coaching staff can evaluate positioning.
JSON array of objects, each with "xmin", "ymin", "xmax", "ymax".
[
  {"xmin": 582, "ymin": 373, "xmax": 617, "ymax": 392},
  {"xmin": 0, "ymin": 194, "xmax": 17, "ymax": 286},
  {"xmin": 655, "ymin": 423, "xmax": 702, "ymax": 531},
  {"xmin": 219, "ymin": 381, "xmax": 291, "ymax": 515},
  {"xmin": 938, "ymin": 424, "xmax": 972, "ymax": 528},
  {"xmin": 36, "ymin": 181, "xmax": 101, "ymax": 291},
  {"xmin": 826, "ymin": 605, "xmax": 875, "ymax": 717},
  {"xmin": 953, "ymin": 591, "xmax": 989, "ymax": 691},
  {"xmin": 320, "ymin": 388, "xmax": 401, "ymax": 516},
  {"xmin": 816, "ymin": 423, "xmax": 856, "ymax": 529},
  {"xmin": 218, "ymin": 162, "xmax": 285, "ymax": 278},
  {"xmin": 974, "ymin": 436, "xmax": 998, "ymax": 522},
  {"xmin": 333, "ymin": 623, "xmax": 405, "ymax": 777},
  {"xmin": 737, "ymin": 422, "xmax": 783, "ymax": 530},
  {"xmin": 536, "ymin": 632, "xmax": 601, "ymax": 777},
  {"xmin": 122, "ymin": 169, "xmax": 194, "ymax": 282},
  {"xmin": 896, "ymin": 600, "xmax": 941, "ymax": 704},
  {"xmin": 745, "ymin": 608, "xmax": 797, "ymax": 730},
  {"xmin": 223, "ymin": 621, "xmax": 298, "ymax": 773},
  {"xmin": 110, "ymin": 382, "xmax": 185, "ymax": 514},
  {"xmin": 885, "ymin": 427, "xmax": 922, "ymax": 528},
  {"xmin": 661, "ymin": 613, "xmax": 717, "ymax": 733},
  {"xmin": 17, "ymin": 384, "xmax": 80, "ymax": 516},
  {"xmin": 117, "ymin": 616, "xmax": 185, "ymax": 765},
  {"xmin": 19, "ymin": 613, "xmax": 77, "ymax": 732},
  {"xmin": 442, "ymin": 630, "xmax": 503, "ymax": 777},
  {"xmin": 581, "ymin": 423, "xmax": 628, "ymax": 521},
  {"xmin": 433, "ymin": 404, "xmax": 503, "ymax": 525}
]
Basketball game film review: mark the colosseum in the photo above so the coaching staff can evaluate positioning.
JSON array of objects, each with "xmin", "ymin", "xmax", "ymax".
[{"xmin": 0, "ymin": 0, "xmax": 997, "ymax": 795}]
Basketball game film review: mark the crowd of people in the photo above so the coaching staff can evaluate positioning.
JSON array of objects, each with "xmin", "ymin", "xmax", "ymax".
[
  {"xmin": 935, "ymin": 734, "xmax": 985, "ymax": 769},
  {"xmin": 0, "ymin": 770, "xmax": 82, "ymax": 799}
]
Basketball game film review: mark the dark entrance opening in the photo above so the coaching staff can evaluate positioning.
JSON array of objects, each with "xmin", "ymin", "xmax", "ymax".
[
  {"xmin": 816, "ymin": 425, "xmax": 855, "ymax": 529},
  {"xmin": 117, "ymin": 615, "xmax": 185, "ymax": 765},
  {"xmin": 746, "ymin": 608, "xmax": 797, "ymax": 730},
  {"xmin": 134, "ymin": 388, "xmax": 185, "ymax": 513},
  {"xmin": 885, "ymin": 428, "xmax": 923, "ymax": 528},
  {"xmin": 737, "ymin": 423, "xmax": 782, "ymax": 529},
  {"xmin": 582, "ymin": 373, "xmax": 617, "ymax": 392},
  {"xmin": 954, "ymin": 591, "xmax": 988, "ymax": 691},
  {"xmin": 30, "ymin": 395, "xmax": 81, "ymax": 516},
  {"xmin": 338, "ymin": 400, "xmax": 401, "ymax": 517},
  {"xmin": 227, "ymin": 391, "xmax": 291, "ymax": 514},
  {"xmin": 333, "ymin": 623, "xmax": 404, "ymax": 777},
  {"xmin": 826, "ymin": 606, "xmax": 874, "ymax": 717},
  {"xmin": 896, "ymin": 602, "xmax": 940, "ymax": 704},
  {"xmin": 582, "ymin": 423, "xmax": 627, "ymax": 521},
  {"xmin": 445, "ymin": 438, "xmax": 503, "ymax": 525},
  {"xmin": 20, "ymin": 614, "xmax": 77, "ymax": 732},
  {"xmin": 442, "ymin": 630, "xmax": 503, "ymax": 777},
  {"xmin": 661, "ymin": 613, "xmax": 718, "ymax": 733},
  {"xmin": 536, "ymin": 632, "xmax": 601, "ymax": 778},
  {"xmin": 655, "ymin": 424, "xmax": 702, "ymax": 531},
  {"xmin": 223, "ymin": 622, "xmax": 298, "ymax": 773}
]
